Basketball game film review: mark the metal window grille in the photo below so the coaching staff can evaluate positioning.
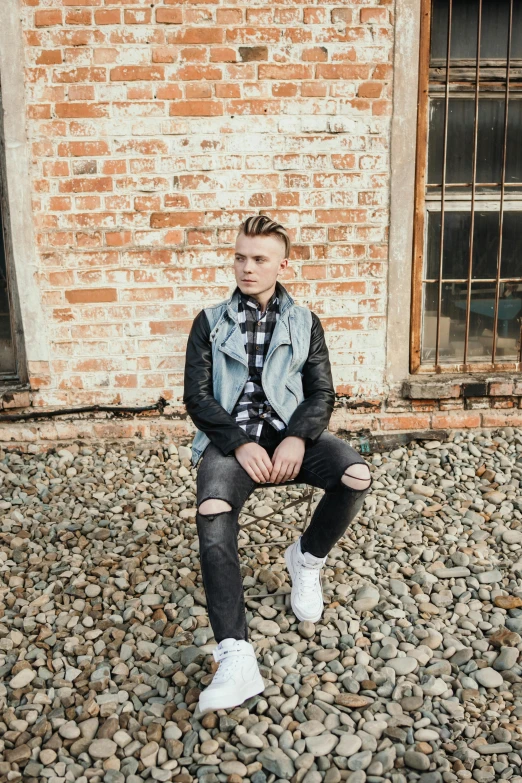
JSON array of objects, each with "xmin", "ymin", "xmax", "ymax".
[{"xmin": 412, "ymin": 0, "xmax": 522, "ymax": 373}]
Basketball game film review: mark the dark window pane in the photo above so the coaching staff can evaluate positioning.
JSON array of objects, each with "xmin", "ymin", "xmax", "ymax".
[
  {"xmin": 500, "ymin": 212, "xmax": 522, "ymax": 278},
  {"xmin": 506, "ymin": 99, "xmax": 522, "ymax": 185},
  {"xmin": 426, "ymin": 210, "xmax": 473, "ymax": 279},
  {"xmin": 427, "ymin": 210, "xmax": 522, "ymax": 281},
  {"xmin": 421, "ymin": 281, "xmax": 468, "ymax": 363},
  {"xmin": 421, "ymin": 280, "xmax": 520, "ymax": 363},
  {"xmin": 431, "ymin": 0, "xmax": 522, "ymax": 63},
  {"xmin": 428, "ymin": 97, "xmax": 522, "ymax": 186}
]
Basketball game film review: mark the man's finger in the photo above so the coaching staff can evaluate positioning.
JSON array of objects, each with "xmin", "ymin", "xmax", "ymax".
[
  {"xmin": 248, "ymin": 465, "xmax": 263, "ymax": 483},
  {"xmin": 261, "ymin": 453, "xmax": 273, "ymax": 474},
  {"xmin": 275, "ymin": 461, "xmax": 287, "ymax": 484},
  {"xmin": 249, "ymin": 460, "xmax": 267, "ymax": 483},
  {"xmin": 283, "ymin": 463, "xmax": 295, "ymax": 482},
  {"xmin": 255, "ymin": 458, "xmax": 271, "ymax": 482},
  {"xmin": 269, "ymin": 459, "xmax": 282, "ymax": 483}
]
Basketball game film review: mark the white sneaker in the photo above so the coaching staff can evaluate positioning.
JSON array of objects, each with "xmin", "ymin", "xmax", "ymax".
[
  {"xmin": 198, "ymin": 638, "xmax": 265, "ymax": 715},
  {"xmin": 285, "ymin": 537, "xmax": 327, "ymax": 623}
]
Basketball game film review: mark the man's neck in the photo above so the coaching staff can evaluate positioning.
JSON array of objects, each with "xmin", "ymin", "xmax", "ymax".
[{"xmin": 241, "ymin": 283, "xmax": 277, "ymax": 314}]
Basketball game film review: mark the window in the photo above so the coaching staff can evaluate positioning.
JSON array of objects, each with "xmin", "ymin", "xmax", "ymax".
[{"xmin": 411, "ymin": 0, "xmax": 522, "ymax": 373}]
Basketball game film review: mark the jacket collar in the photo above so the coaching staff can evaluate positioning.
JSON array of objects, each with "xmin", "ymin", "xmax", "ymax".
[{"xmin": 226, "ymin": 280, "xmax": 293, "ymax": 323}]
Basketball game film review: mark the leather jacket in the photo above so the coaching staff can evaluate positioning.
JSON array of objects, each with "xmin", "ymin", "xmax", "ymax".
[{"xmin": 183, "ymin": 295, "xmax": 335, "ymax": 458}]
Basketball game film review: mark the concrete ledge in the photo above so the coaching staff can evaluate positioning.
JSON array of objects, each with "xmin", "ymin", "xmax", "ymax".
[{"xmin": 0, "ymin": 410, "xmax": 520, "ymax": 453}]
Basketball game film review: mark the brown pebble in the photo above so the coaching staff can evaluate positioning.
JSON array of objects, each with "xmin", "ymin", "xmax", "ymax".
[
  {"xmin": 172, "ymin": 709, "xmax": 191, "ymax": 722},
  {"xmin": 185, "ymin": 688, "xmax": 200, "ymax": 705},
  {"xmin": 489, "ymin": 628, "xmax": 522, "ymax": 648},
  {"xmin": 360, "ymin": 680, "xmax": 377, "ymax": 690},
  {"xmin": 5, "ymin": 745, "xmax": 31, "ymax": 763},
  {"xmin": 147, "ymin": 723, "xmax": 163, "ymax": 743},
  {"xmin": 202, "ymin": 713, "xmax": 218, "ymax": 729},
  {"xmin": 98, "ymin": 716, "xmax": 119, "ymax": 739},
  {"xmin": 494, "ymin": 596, "xmax": 522, "ymax": 610},
  {"xmin": 416, "ymin": 742, "xmax": 433, "ymax": 754},
  {"xmin": 335, "ymin": 694, "xmax": 373, "ymax": 708}
]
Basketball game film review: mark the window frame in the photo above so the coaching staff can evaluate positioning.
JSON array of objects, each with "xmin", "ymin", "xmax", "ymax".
[
  {"xmin": 410, "ymin": 0, "xmax": 522, "ymax": 375},
  {"xmin": 0, "ymin": 86, "xmax": 26, "ymax": 384}
]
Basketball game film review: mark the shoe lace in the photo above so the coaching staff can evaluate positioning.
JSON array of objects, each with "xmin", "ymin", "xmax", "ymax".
[
  {"xmin": 297, "ymin": 561, "xmax": 323, "ymax": 593},
  {"xmin": 211, "ymin": 643, "xmax": 244, "ymax": 683}
]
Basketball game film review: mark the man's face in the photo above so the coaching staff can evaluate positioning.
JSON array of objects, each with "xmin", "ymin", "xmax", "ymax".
[{"xmin": 234, "ymin": 233, "xmax": 288, "ymax": 298}]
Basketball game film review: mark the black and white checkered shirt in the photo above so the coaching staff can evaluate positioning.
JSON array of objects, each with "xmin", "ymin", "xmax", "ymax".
[{"xmin": 231, "ymin": 287, "xmax": 287, "ymax": 443}]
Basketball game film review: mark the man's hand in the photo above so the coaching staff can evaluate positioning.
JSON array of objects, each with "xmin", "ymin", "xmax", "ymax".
[
  {"xmin": 235, "ymin": 442, "xmax": 273, "ymax": 483},
  {"xmin": 269, "ymin": 436, "xmax": 306, "ymax": 484}
]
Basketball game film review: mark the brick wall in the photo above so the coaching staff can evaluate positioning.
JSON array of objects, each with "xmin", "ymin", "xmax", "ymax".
[
  {"xmin": 19, "ymin": 0, "xmax": 393, "ymax": 411},
  {"xmin": 9, "ymin": 0, "xmax": 521, "ymax": 449}
]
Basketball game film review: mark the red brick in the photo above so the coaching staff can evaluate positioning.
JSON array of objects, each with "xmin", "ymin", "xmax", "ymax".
[
  {"xmin": 106, "ymin": 231, "xmax": 131, "ymax": 246},
  {"xmin": 65, "ymin": 9, "xmax": 92, "ymax": 25},
  {"xmin": 55, "ymin": 103, "xmax": 109, "ymax": 119},
  {"xmin": 489, "ymin": 381, "xmax": 514, "ymax": 396},
  {"xmin": 174, "ymin": 65, "xmax": 223, "ymax": 80},
  {"xmin": 124, "ymin": 9, "xmax": 152, "ymax": 24},
  {"xmin": 358, "ymin": 82, "xmax": 383, "ymax": 98},
  {"xmin": 150, "ymin": 212, "xmax": 204, "ymax": 228},
  {"xmin": 95, "ymin": 9, "xmax": 120, "ymax": 24},
  {"xmin": 169, "ymin": 101, "xmax": 223, "ymax": 116},
  {"xmin": 110, "ymin": 66, "xmax": 164, "ymax": 82},
  {"xmin": 169, "ymin": 28, "xmax": 224, "ymax": 44},
  {"xmin": 59, "ymin": 177, "xmax": 112, "ymax": 193},
  {"xmin": 217, "ymin": 8, "xmax": 243, "ymax": 24},
  {"xmin": 360, "ymin": 7, "xmax": 388, "ymax": 23},
  {"xmin": 302, "ymin": 47, "xmax": 329, "ymax": 62},
  {"xmin": 430, "ymin": 411, "xmax": 479, "ymax": 429},
  {"xmin": 65, "ymin": 289, "xmax": 117, "ymax": 304},
  {"xmin": 37, "ymin": 50, "xmax": 63, "ymax": 65},
  {"xmin": 258, "ymin": 64, "xmax": 313, "ymax": 80},
  {"xmin": 35, "ymin": 10, "xmax": 62, "ymax": 26},
  {"xmin": 156, "ymin": 8, "xmax": 182, "ymax": 24}
]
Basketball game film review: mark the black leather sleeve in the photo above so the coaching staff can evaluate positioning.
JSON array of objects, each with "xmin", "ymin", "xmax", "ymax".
[
  {"xmin": 183, "ymin": 310, "xmax": 252, "ymax": 456},
  {"xmin": 285, "ymin": 312, "xmax": 335, "ymax": 444}
]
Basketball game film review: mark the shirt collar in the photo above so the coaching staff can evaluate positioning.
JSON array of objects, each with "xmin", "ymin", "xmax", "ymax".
[{"xmin": 239, "ymin": 285, "xmax": 279, "ymax": 315}]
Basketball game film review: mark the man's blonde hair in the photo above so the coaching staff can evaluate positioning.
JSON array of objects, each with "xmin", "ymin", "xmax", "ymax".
[{"xmin": 238, "ymin": 215, "xmax": 291, "ymax": 258}]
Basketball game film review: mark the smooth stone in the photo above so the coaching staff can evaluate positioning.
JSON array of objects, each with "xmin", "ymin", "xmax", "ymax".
[
  {"xmin": 353, "ymin": 585, "xmax": 380, "ymax": 612},
  {"xmin": 10, "ymin": 668, "xmax": 36, "ymax": 689},
  {"xmin": 474, "ymin": 668, "xmax": 504, "ymax": 688},
  {"xmin": 88, "ymin": 739, "xmax": 118, "ymax": 760},
  {"xmin": 335, "ymin": 735, "xmax": 362, "ymax": 757},
  {"xmin": 477, "ymin": 569, "xmax": 502, "ymax": 584},
  {"xmin": 305, "ymin": 733, "xmax": 339, "ymax": 756},
  {"xmin": 493, "ymin": 647, "xmax": 519, "ymax": 671},
  {"xmin": 476, "ymin": 743, "xmax": 513, "ymax": 754},
  {"xmin": 347, "ymin": 750, "xmax": 373, "ymax": 771},
  {"xmin": 404, "ymin": 750, "xmax": 430, "ymax": 771},
  {"xmin": 257, "ymin": 748, "xmax": 295, "ymax": 778},
  {"xmin": 300, "ymin": 721, "xmax": 326, "ymax": 738},
  {"xmin": 257, "ymin": 620, "xmax": 280, "ymax": 637},
  {"xmin": 388, "ymin": 657, "xmax": 418, "ymax": 675},
  {"xmin": 432, "ymin": 567, "xmax": 470, "ymax": 578}
]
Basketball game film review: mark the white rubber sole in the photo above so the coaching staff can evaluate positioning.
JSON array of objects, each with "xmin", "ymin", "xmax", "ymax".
[
  {"xmin": 198, "ymin": 670, "xmax": 265, "ymax": 715},
  {"xmin": 284, "ymin": 542, "xmax": 324, "ymax": 624}
]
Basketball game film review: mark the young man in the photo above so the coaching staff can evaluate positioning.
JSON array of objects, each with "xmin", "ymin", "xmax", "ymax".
[{"xmin": 183, "ymin": 215, "xmax": 372, "ymax": 715}]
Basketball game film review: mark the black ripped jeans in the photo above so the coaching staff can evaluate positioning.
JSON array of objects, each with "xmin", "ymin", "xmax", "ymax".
[{"xmin": 195, "ymin": 429, "xmax": 372, "ymax": 643}]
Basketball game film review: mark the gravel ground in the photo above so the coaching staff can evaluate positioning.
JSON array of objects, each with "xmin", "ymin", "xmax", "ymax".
[{"xmin": 1, "ymin": 427, "xmax": 522, "ymax": 783}]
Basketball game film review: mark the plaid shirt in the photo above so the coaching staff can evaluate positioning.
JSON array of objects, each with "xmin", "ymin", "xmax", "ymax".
[{"xmin": 231, "ymin": 287, "xmax": 287, "ymax": 443}]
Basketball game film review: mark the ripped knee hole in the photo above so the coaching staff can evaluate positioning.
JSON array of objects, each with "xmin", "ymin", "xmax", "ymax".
[
  {"xmin": 341, "ymin": 465, "xmax": 372, "ymax": 491},
  {"xmin": 198, "ymin": 499, "xmax": 232, "ymax": 517}
]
